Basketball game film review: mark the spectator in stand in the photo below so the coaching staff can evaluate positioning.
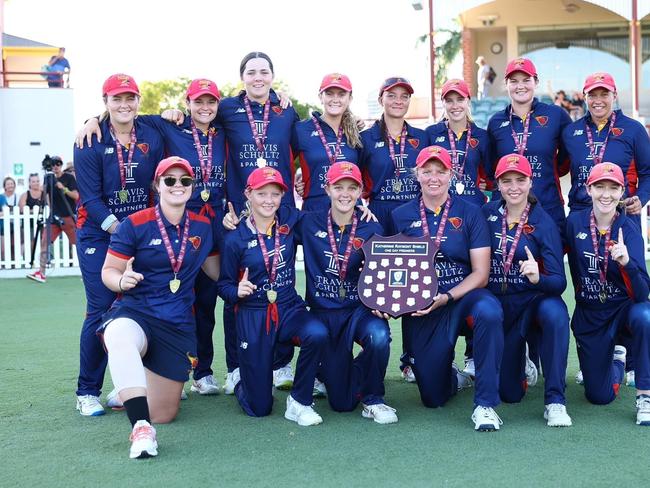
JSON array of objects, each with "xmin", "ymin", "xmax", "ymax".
[
  {"xmin": 47, "ymin": 48, "xmax": 70, "ymax": 88},
  {"xmin": 569, "ymin": 92, "xmax": 585, "ymax": 120},
  {"xmin": 27, "ymin": 156, "xmax": 79, "ymax": 283},
  {"xmin": 476, "ymin": 56, "xmax": 492, "ymax": 100}
]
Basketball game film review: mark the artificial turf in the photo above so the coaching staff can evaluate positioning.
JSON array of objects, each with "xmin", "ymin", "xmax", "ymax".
[{"xmin": 0, "ymin": 273, "xmax": 647, "ymax": 488}]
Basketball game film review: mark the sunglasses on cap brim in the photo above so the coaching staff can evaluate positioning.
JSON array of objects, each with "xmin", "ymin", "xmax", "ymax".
[{"xmin": 162, "ymin": 175, "xmax": 194, "ymax": 187}]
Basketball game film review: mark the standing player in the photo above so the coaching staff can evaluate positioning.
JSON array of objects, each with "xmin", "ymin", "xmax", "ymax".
[
  {"xmin": 566, "ymin": 162, "xmax": 650, "ymax": 426},
  {"xmin": 487, "ymin": 57, "xmax": 572, "ymax": 237},
  {"xmin": 74, "ymin": 74, "xmax": 164, "ymax": 416},
  {"xmin": 216, "ymin": 167, "xmax": 328, "ymax": 425},
  {"xmin": 391, "ymin": 145, "xmax": 505, "ymax": 431},
  {"xmin": 100, "ymin": 157, "xmax": 220, "ymax": 458},
  {"xmin": 77, "ymin": 78, "xmax": 228, "ymax": 396},
  {"xmin": 426, "ymin": 78, "xmax": 493, "ymax": 208},
  {"xmin": 293, "ymin": 73, "xmax": 362, "ymax": 211},
  {"xmin": 360, "ymin": 77, "xmax": 426, "ymax": 234},
  {"xmin": 297, "ymin": 162, "xmax": 396, "ymax": 423},
  {"xmin": 483, "ymin": 154, "xmax": 572, "ymax": 427}
]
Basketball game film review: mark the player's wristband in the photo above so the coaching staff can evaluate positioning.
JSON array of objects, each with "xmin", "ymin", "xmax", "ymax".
[{"xmin": 445, "ymin": 291, "xmax": 454, "ymax": 304}]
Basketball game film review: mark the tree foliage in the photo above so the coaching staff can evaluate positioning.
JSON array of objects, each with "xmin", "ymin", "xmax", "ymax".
[
  {"xmin": 417, "ymin": 21, "xmax": 462, "ymax": 85},
  {"xmin": 137, "ymin": 77, "xmax": 318, "ymax": 119}
]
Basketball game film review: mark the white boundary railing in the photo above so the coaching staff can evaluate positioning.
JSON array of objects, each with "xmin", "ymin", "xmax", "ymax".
[{"xmin": 0, "ymin": 205, "xmax": 79, "ymax": 278}]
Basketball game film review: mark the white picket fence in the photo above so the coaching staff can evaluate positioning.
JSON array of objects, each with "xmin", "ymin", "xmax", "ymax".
[{"xmin": 0, "ymin": 205, "xmax": 79, "ymax": 278}]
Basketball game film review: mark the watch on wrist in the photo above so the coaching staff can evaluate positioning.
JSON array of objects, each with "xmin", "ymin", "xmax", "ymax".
[{"xmin": 445, "ymin": 291, "xmax": 455, "ymax": 304}]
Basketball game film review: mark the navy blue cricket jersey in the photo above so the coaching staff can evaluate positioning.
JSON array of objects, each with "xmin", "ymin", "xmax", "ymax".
[
  {"xmin": 487, "ymin": 99, "xmax": 572, "ymax": 212},
  {"xmin": 482, "ymin": 200, "xmax": 566, "ymax": 299},
  {"xmin": 292, "ymin": 112, "xmax": 361, "ymax": 207},
  {"xmin": 391, "ymin": 196, "xmax": 491, "ymax": 293},
  {"xmin": 107, "ymin": 207, "xmax": 214, "ymax": 325},
  {"xmin": 566, "ymin": 208, "xmax": 650, "ymax": 309},
  {"xmin": 75, "ymin": 118, "xmax": 164, "ymax": 234},
  {"xmin": 295, "ymin": 208, "xmax": 383, "ymax": 309},
  {"xmin": 561, "ymin": 110, "xmax": 650, "ymax": 211},
  {"xmin": 359, "ymin": 121, "xmax": 426, "ymax": 203},
  {"xmin": 426, "ymin": 120, "xmax": 493, "ymax": 207},
  {"xmin": 217, "ymin": 90, "xmax": 299, "ymax": 210}
]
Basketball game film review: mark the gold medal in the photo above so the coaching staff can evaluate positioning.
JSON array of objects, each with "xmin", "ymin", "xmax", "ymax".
[
  {"xmin": 338, "ymin": 286, "xmax": 346, "ymax": 300},
  {"xmin": 267, "ymin": 289, "xmax": 277, "ymax": 304},
  {"xmin": 201, "ymin": 189, "xmax": 210, "ymax": 202},
  {"xmin": 256, "ymin": 157, "xmax": 267, "ymax": 168},
  {"xmin": 455, "ymin": 182, "xmax": 465, "ymax": 195},
  {"xmin": 119, "ymin": 189, "xmax": 128, "ymax": 203},
  {"xmin": 169, "ymin": 278, "xmax": 181, "ymax": 293},
  {"xmin": 393, "ymin": 180, "xmax": 402, "ymax": 194}
]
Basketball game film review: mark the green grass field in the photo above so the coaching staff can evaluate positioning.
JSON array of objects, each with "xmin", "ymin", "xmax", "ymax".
[{"xmin": 0, "ymin": 273, "xmax": 647, "ymax": 488}]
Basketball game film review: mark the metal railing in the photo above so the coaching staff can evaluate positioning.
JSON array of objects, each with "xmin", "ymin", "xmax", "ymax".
[{"xmin": 1, "ymin": 70, "xmax": 70, "ymax": 88}]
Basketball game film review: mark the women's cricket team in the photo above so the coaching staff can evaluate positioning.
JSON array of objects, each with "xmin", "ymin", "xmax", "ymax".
[{"xmin": 72, "ymin": 52, "xmax": 650, "ymax": 459}]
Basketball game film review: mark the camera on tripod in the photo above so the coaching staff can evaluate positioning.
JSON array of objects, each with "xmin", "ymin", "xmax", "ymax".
[{"xmin": 42, "ymin": 154, "xmax": 62, "ymax": 172}]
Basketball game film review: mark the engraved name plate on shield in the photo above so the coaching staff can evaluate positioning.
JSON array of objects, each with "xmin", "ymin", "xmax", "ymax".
[{"xmin": 358, "ymin": 233, "xmax": 438, "ymax": 317}]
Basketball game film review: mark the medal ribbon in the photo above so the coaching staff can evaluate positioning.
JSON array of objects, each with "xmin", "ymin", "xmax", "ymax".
[
  {"xmin": 509, "ymin": 109, "xmax": 531, "ymax": 155},
  {"xmin": 109, "ymin": 124, "xmax": 136, "ymax": 190},
  {"xmin": 589, "ymin": 209, "xmax": 616, "ymax": 295},
  {"xmin": 446, "ymin": 122, "xmax": 472, "ymax": 186},
  {"xmin": 388, "ymin": 124, "xmax": 408, "ymax": 187},
  {"xmin": 326, "ymin": 209, "xmax": 359, "ymax": 285},
  {"xmin": 243, "ymin": 95, "xmax": 271, "ymax": 153},
  {"xmin": 500, "ymin": 203, "xmax": 531, "ymax": 279},
  {"xmin": 249, "ymin": 213, "xmax": 281, "ymax": 333},
  {"xmin": 420, "ymin": 197, "xmax": 451, "ymax": 248},
  {"xmin": 154, "ymin": 205, "xmax": 191, "ymax": 280},
  {"xmin": 312, "ymin": 116, "xmax": 344, "ymax": 165},
  {"xmin": 190, "ymin": 119, "xmax": 213, "ymax": 187},
  {"xmin": 585, "ymin": 111, "xmax": 616, "ymax": 166}
]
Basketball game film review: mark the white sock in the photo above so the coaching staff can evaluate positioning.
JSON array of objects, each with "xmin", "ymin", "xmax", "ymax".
[{"xmin": 103, "ymin": 317, "xmax": 148, "ymax": 392}]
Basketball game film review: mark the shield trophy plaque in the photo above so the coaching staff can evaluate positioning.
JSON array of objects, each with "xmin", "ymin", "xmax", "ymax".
[{"xmin": 358, "ymin": 233, "xmax": 438, "ymax": 317}]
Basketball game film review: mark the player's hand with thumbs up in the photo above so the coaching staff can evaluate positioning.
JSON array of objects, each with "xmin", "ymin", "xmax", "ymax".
[
  {"xmin": 238, "ymin": 267, "xmax": 257, "ymax": 298},
  {"xmin": 609, "ymin": 228, "xmax": 629, "ymax": 266},
  {"xmin": 518, "ymin": 246, "xmax": 539, "ymax": 284},
  {"xmin": 119, "ymin": 257, "xmax": 144, "ymax": 291},
  {"xmin": 223, "ymin": 202, "xmax": 240, "ymax": 230}
]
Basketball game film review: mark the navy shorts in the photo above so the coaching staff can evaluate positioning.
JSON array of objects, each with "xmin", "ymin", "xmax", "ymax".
[{"xmin": 98, "ymin": 306, "xmax": 197, "ymax": 382}]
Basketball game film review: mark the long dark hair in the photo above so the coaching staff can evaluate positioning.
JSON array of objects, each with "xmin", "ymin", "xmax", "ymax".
[{"xmin": 239, "ymin": 52, "xmax": 274, "ymax": 78}]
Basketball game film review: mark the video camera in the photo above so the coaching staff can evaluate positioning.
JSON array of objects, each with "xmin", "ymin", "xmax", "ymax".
[{"xmin": 41, "ymin": 154, "xmax": 62, "ymax": 172}]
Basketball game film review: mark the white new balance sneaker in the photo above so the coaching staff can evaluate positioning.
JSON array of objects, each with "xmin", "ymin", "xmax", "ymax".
[
  {"xmin": 544, "ymin": 403, "xmax": 573, "ymax": 427},
  {"xmin": 191, "ymin": 375, "xmax": 220, "ymax": 395},
  {"xmin": 313, "ymin": 378, "xmax": 327, "ymax": 398},
  {"xmin": 626, "ymin": 370, "xmax": 636, "ymax": 387},
  {"xmin": 106, "ymin": 389, "xmax": 124, "ymax": 410},
  {"xmin": 129, "ymin": 420, "xmax": 158, "ymax": 459},
  {"xmin": 471, "ymin": 405, "xmax": 502, "ymax": 432},
  {"xmin": 613, "ymin": 345, "xmax": 627, "ymax": 366},
  {"xmin": 284, "ymin": 395, "xmax": 322, "ymax": 426},
  {"xmin": 636, "ymin": 395, "xmax": 650, "ymax": 426},
  {"xmin": 273, "ymin": 364, "xmax": 294, "ymax": 390},
  {"xmin": 401, "ymin": 365, "xmax": 416, "ymax": 383},
  {"xmin": 362, "ymin": 403, "xmax": 398, "ymax": 424},
  {"xmin": 223, "ymin": 368, "xmax": 240, "ymax": 395},
  {"xmin": 525, "ymin": 345, "xmax": 538, "ymax": 387},
  {"xmin": 575, "ymin": 370, "xmax": 584, "ymax": 385},
  {"xmin": 76, "ymin": 395, "xmax": 105, "ymax": 416},
  {"xmin": 463, "ymin": 358, "xmax": 475, "ymax": 378},
  {"xmin": 453, "ymin": 362, "xmax": 474, "ymax": 390}
]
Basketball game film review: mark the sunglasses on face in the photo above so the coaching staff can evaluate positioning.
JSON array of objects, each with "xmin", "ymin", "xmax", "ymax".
[
  {"xmin": 53, "ymin": 161, "xmax": 63, "ymax": 166},
  {"xmin": 162, "ymin": 175, "xmax": 194, "ymax": 187}
]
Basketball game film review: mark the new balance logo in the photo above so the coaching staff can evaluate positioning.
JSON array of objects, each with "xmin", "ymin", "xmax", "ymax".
[
  {"xmin": 573, "ymin": 130, "xmax": 584, "ymax": 136},
  {"xmin": 315, "ymin": 231, "xmax": 327, "ymax": 238},
  {"xmin": 84, "ymin": 248, "xmax": 96, "ymax": 255},
  {"xmin": 500, "ymin": 121, "xmax": 510, "ymax": 128},
  {"xmin": 576, "ymin": 232, "xmax": 587, "ymax": 240},
  {"xmin": 410, "ymin": 221, "xmax": 422, "ymax": 228},
  {"xmin": 104, "ymin": 148, "xmax": 114, "ymax": 155},
  {"xmin": 248, "ymin": 240, "xmax": 258, "ymax": 249},
  {"xmin": 236, "ymin": 108, "xmax": 246, "ymax": 113},
  {"xmin": 488, "ymin": 215, "xmax": 498, "ymax": 221},
  {"xmin": 148, "ymin": 238, "xmax": 162, "ymax": 246},
  {"xmin": 311, "ymin": 131, "xmax": 319, "ymax": 137},
  {"xmin": 435, "ymin": 136, "xmax": 445, "ymax": 143},
  {"xmin": 375, "ymin": 142, "xmax": 385, "ymax": 148}
]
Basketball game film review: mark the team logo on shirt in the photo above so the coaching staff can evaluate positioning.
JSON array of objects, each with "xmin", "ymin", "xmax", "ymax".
[
  {"xmin": 272, "ymin": 105, "xmax": 283, "ymax": 115},
  {"xmin": 611, "ymin": 127, "xmax": 623, "ymax": 137},
  {"xmin": 535, "ymin": 116, "xmax": 548, "ymax": 126},
  {"xmin": 352, "ymin": 237, "xmax": 365, "ymax": 250},
  {"xmin": 136, "ymin": 143, "xmax": 149, "ymax": 154},
  {"xmin": 448, "ymin": 217, "xmax": 463, "ymax": 229},
  {"xmin": 278, "ymin": 224, "xmax": 290, "ymax": 235},
  {"xmin": 523, "ymin": 223, "xmax": 535, "ymax": 235},
  {"xmin": 407, "ymin": 138, "xmax": 420, "ymax": 149},
  {"xmin": 188, "ymin": 236, "xmax": 201, "ymax": 249},
  {"xmin": 468, "ymin": 137, "xmax": 479, "ymax": 148}
]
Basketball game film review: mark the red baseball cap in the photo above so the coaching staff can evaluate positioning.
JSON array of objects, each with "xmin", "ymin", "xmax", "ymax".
[
  {"xmin": 154, "ymin": 156, "xmax": 195, "ymax": 179},
  {"xmin": 415, "ymin": 145, "xmax": 452, "ymax": 169},
  {"xmin": 583, "ymin": 72, "xmax": 617, "ymax": 94},
  {"xmin": 379, "ymin": 76, "xmax": 414, "ymax": 97},
  {"xmin": 504, "ymin": 58, "xmax": 537, "ymax": 78},
  {"xmin": 102, "ymin": 73, "xmax": 140, "ymax": 97},
  {"xmin": 186, "ymin": 78, "xmax": 221, "ymax": 101},
  {"xmin": 441, "ymin": 78, "xmax": 470, "ymax": 99},
  {"xmin": 246, "ymin": 167, "xmax": 288, "ymax": 192},
  {"xmin": 326, "ymin": 162, "xmax": 362, "ymax": 185},
  {"xmin": 586, "ymin": 162, "xmax": 624, "ymax": 186},
  {"xmin": 495, "ymin": 154, "xmax": 532, "ymax": 179},
  {"xmin": 319, "ymin": 73, "xmax": 353, "ymax": 93}
]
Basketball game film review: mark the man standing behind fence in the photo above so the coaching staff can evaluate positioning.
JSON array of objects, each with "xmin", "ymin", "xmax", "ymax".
[{"xmin": 27, "ymin": 157, "xmax": 78, "ymax": 283}]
